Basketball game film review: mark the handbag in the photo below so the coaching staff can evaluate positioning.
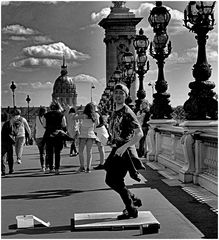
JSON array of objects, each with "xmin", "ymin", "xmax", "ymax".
[
  {"xmin": 95, "ymin": 125, "xmax": 109, "ymax": 145},
  {"xmin": 50, "ymin": 130, "xmax": 73, "ymax": 141}
]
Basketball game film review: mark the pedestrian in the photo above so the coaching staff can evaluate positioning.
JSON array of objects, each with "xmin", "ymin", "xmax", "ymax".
[
  {"xmin": 43, "ymin": 101, "xmax": 67, "ymax": 175},
  {"xmin": 11, "ymin": 108, "xmax": 31, "ymax": 164},
  {"xmin": 93, "ymin": 104, "xmax": 107, "ymax": 170},
  {"xmin": 73, "ymin": 102, "xmax": 98, "ymax": 173},
  {"xmin": 33, "ymin": 106, "xmax": 47, "ymax": 172},
  {"xmin": 104, "ymin": 83, "xmax": 145, "ymax": 220},
  {"xmin": 136, "ymin": 100, "xmax": 150, "ymax": 157},
  {"xmin": 1, "ymin": 111, "xmax": 16, "ymax": 176},
  {"xmin": 66, "ymin": 107, "xmax": 79, "ymax": 157}
]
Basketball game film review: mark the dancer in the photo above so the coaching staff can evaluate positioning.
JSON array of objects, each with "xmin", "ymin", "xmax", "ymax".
[{"xmin": 104, "ymin": 83, "xmax": 144, "ymax": 220}]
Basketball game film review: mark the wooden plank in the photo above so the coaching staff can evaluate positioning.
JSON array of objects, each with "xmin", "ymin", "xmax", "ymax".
[{"xmin": 72, "ymin": 211, "xmax": 160, "ymax": 232}]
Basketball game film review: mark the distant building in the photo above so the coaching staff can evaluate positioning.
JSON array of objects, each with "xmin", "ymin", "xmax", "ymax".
[{"xmin": 52, "ymin": 56, "xmax": 77, "ymax": 107}]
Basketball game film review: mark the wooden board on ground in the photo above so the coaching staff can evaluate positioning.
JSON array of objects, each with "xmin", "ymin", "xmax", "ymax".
[{"xmin": 71, "ymin": 211, "xmax": 160, "ymax": 234}]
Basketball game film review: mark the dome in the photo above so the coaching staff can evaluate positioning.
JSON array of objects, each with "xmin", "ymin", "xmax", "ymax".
[
  {"xmin": 52, "ymin": 56, "xmax": 77, "ymax": 106},
  {"xmin": 53, "ymin": 75, "xmax": 76, "ymax": 94}
]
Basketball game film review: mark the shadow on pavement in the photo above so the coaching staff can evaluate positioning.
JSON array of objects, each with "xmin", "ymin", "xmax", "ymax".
[{"xmin": 2, "ymin": 224, "xmax": 72, "ymax": 236}]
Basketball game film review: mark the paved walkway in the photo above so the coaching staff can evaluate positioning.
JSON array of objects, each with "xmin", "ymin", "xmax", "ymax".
[{"xmin": 1, "ymin": 144, "xmax": 217, "ymax": 239}]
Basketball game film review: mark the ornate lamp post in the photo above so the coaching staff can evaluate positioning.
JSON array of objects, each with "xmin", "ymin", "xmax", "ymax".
[
  {"xmin": 113, "ymin": 67, "xmax": 123, "ymax": 84},
  {"xmin": 26, "ymin": 95, "xmax": 31, "ymax": 122},
  {"xmin": 10, "ymin": 81, "xmax": 16, "ymax": 108},
  {"xmin": 133, "ymin": 28, "xmax": 150, "ymax": 113},
  {"xmin": 183, "ymin": 1, "xmax": 217, "ymax": 120},
  {"xmin": 91, "ymin": 83, "xmax": 95, "ymax": 102},
  {"xmin": 121, "ymin": 48, "xmax": 135, "ymax": 90},
  {"xmin": 148, "ymin": 1, "xmax": 172, "ymax": 119}
]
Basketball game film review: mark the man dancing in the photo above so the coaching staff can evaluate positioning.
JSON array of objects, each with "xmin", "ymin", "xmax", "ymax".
[{"xmin": 104, "ymin": 83, "xmax": 145, "ymax": 220}]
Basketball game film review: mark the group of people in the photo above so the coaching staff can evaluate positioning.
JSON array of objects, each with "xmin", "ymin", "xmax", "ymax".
[
  {"xmin": 2, "ymin": 82, "xmax": 150, "ymax": 221},
  {"xmin": 33, "ymin": 100, "xmax": 108, "ymax": 175}
]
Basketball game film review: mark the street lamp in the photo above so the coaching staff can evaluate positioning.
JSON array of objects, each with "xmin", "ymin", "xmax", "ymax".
[
  {"xmin": 91, "ymin": 83, "xmax": 95, "ymax": 102},
  {"xmin": 121, "ymin": 48, "xmax": 135, "ymax": 90},
  {"xmin": 26, "ymin": 95, "xmax": 31, "ymax": 122},
  {"xmin": 148, "ymin": 1, "xmax": 172, "ymax": 119},
  {"xmin": 133, "ymin": 28, "xmax": 150, "ymax": 113},
  {"xmin": 113, "ymin": 67, "xmax": 123, "ymax": 84},
  {"xmin": 183, "ymin": 1, "xmax": 217, "ymax": 120},
  {"xmin": 10, "ymin": 81, "xmax": 16, "ymax": 108}
]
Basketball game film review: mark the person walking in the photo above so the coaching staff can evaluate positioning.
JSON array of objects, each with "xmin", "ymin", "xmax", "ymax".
[
  {"xmin": 1, "ymin": 111, "xmax": 16, "ymax": 176},
  {"xmin": 74, "ymin": 103, "xmax": 98, "ymax": 173},
  {"xmin": 104, "ymin": 83, "xmax": 145, "ymax": 220},
  {"xmin": 11, "ymin": 108, "xmax": 31, "ymax": 164},
  {"xmin": 136, "ymin": 100, "xmax": 150, "ymax": 157},
  {"xmin": 43, "ymin": 101, "xmax": 67, "ymax": 175},
  {"xmin": 33, "ymin": 106, "xmax": 47, "ymax": 171},
  {"xmin": 66, "ymin": 107, "xmax": 79, "ymax": 157},
  {"xmin": 93, "ymin": 104, "xmax": 106, "ymax": 170}
]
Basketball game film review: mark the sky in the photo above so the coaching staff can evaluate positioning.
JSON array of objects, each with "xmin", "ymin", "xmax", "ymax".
[{"xmin": 1, "ymin": 1, "xmax": 218, "ymax": 108}]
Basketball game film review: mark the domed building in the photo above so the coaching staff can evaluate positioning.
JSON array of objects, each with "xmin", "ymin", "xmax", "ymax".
[{"xmin": 52, "ymin": 57, "xmax": 77, "ymax": 106}]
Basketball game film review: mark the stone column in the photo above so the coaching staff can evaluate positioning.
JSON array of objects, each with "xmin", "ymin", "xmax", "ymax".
[{"xmin": 99, "ymin": 1, "xmax": 143, "ymax": 100}]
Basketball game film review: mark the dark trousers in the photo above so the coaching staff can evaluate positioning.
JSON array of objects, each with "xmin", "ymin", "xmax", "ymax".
[
  {"xmin": 105, "ymin": 148, "xmax": 135, "ymax": 211},
  {"xmin": 46, "ymin": 137, "xmax": 63, "ymax": 170},
  {"xmin": 70, "ymin": 139, "xmax": 77, "ymax": 154},
  {"xmin": 1, "ymin": 143, "xmax": 14, "ymax": 174},
  {"xmin": 35, "ymin": 138, "xmax": 47, "ymax": 168}
]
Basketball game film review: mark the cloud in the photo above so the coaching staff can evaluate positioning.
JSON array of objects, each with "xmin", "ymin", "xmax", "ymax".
[
  {"xmin": 73, "ymin": 74, "xmax": 99, "ymax": 84},
  {"xmin": 2, "ymin": 24, "xmax": 39, "ymax": 35},
  {"xmin": 22, "ymin": 42, "xmax": 90, "ymax": 61},
  {"xmin": 10, "ymin": 42, "xmax": 90, "ymax": 69},
  {"xmin": 10, "ymin": 57, "xmax": 79, "ymax": 69},
  {"xmin": 9, "ymin": 36, "xmax": 28, "ymax": 41},
  {"xmin": 31, "ymin": 81, "xmax": 53, "ymax": 89},
  {"xmin": 2, "ymin": 24, "xmax": 54, "ymax": 44},
  {"xmin": 32, "ymin": 36, "xmax": 53, "ymax": 44},
  {"xmin": 91, "ymin": 7, "xmax": 110, "ymax": 23},
  {"xmin": 2, "ymin": 1, "xmax": 57, "ymax": 6}
]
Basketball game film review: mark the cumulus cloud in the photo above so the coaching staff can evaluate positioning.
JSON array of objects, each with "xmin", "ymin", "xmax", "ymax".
[
  {"xmin": 91, "ymin": 7, "xmax": 110, "ymax": 23},
  {"xmin": 10, "ymin": 42, "xmax": 90, "ymax": 69},
  {"xmin": 22, "ymin": 42, "xmax": 90, "ymax": 61},
  {"xmin": 2, "ymin": 24, "xmax": 39, "ymax": 35},
  {"xmin": 2, "ymin": 24, "xmax": 54, "ymax": 44},
  {"xmin": 73, "ymin": 74, "xmax": 99, "ymax": 84}
]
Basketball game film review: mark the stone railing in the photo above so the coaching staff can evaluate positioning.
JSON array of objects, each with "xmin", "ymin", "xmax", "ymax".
[{"xmin": 147, "ymin": 121, "xmax": 218, "ymax": 195}]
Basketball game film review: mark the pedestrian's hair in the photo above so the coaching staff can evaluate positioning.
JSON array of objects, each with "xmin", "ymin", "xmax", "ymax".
[
  {"xmin": 69, "ymin": 107, "xmax": 76, "ymax": 114},
  {"xmin": 1, "ymin": 111, "xmax": 8, "ymax": 122},
  {"xmin": 50, "ymin": 101, "xmax": 62, "ymax": 111},
  {"xmin": 11, "ymin": 108, "xmax": 21, "ymax": 116},
  {"xmin": 83, "ymin": 103, "xmax": 96, "ymax": 122},
  {"xmin": 38, "ymin": 106, "xmax": 47, "ymax": 116}
]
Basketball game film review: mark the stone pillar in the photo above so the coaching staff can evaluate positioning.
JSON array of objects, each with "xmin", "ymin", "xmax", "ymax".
[{"xmin": 99, "ymin": 1, "xmax": 143, "ymax": 101}]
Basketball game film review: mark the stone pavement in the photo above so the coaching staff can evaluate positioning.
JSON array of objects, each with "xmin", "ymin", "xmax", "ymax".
[{"xmin": 1, "ymin": 144, "xmax": 217, "ymax": 239}]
